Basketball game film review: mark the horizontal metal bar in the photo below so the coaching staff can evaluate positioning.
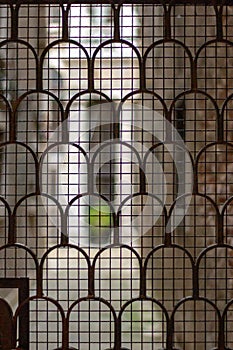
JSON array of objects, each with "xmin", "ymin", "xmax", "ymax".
[{"xmin": 0, "ymin": 0, "xmax": 232, "ymax": 5}]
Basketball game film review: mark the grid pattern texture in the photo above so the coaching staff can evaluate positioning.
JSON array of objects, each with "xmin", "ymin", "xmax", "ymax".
[{"xmin": 0, "ymin": 1, "xmax": 232, "ymax": 350}]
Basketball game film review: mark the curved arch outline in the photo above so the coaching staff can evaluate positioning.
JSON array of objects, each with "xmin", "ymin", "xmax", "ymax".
[
  {"xmin": 65, "ymin": 89, "xmax": 114, "ymax": 118},
  {"xmin": 170, "ymin": 296, "xmax": 221, "ymax": 349},
  {"xmin": 118, "ymin": 89, "xmax": 169, "ymax": 117},
  {"xmin": 143, "ymin": 38, "xmax": 194, "ymax": 91},
  {"xmin": 168, "ymin": 89, "xmax": 220, "ymax": 128},
  {"xmin": 119, "ymin": 296, "xmax": 169, "ymax": 349},
  {"xmin": 13, "ymin": 89, "xmax": 65, "ymax": 122}
]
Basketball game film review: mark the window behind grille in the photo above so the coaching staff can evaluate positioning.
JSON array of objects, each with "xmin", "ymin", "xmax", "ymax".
[{"xmin": 0, "ymin": 2, "xmax": 232, "ymax": 350}]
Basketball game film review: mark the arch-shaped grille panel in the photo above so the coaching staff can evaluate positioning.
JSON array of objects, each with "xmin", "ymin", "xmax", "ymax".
[{"xmin": 0, "ymin": 1, "xmax": 232, "ymax": 350}]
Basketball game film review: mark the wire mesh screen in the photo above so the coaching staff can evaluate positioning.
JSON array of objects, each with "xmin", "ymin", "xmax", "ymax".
[{"xmin": 0, "ymin": 1, "xmax": 232, "ymax": 349}]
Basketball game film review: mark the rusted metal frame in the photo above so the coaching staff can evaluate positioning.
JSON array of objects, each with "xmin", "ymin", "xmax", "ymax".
[
  {"xmin": 13, "ymin": 295, "xmax": 66, "ymax": 349},
  {"xmin": 0, "ymin": 0, "xmax": 232, "ymax": 348}
]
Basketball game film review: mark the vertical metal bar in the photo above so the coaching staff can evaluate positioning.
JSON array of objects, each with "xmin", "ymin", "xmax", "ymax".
[
  {"xmin": 10, "ymin": 5, "xmax": 18, "ymax": 40},
  {"xmin": 18, "ymin": 278, "xmax": 30, "ymax": 350}
]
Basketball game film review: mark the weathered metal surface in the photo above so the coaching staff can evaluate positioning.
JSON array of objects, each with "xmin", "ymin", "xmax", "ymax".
[{"xmin": 0, "ymin": 1, "xmax": 232, "ymax": 349}]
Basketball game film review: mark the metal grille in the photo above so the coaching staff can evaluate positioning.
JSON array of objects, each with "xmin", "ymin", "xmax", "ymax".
[{"xmin": 0, "ymin": 1, "xmax": 232, "ymax": 349}]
